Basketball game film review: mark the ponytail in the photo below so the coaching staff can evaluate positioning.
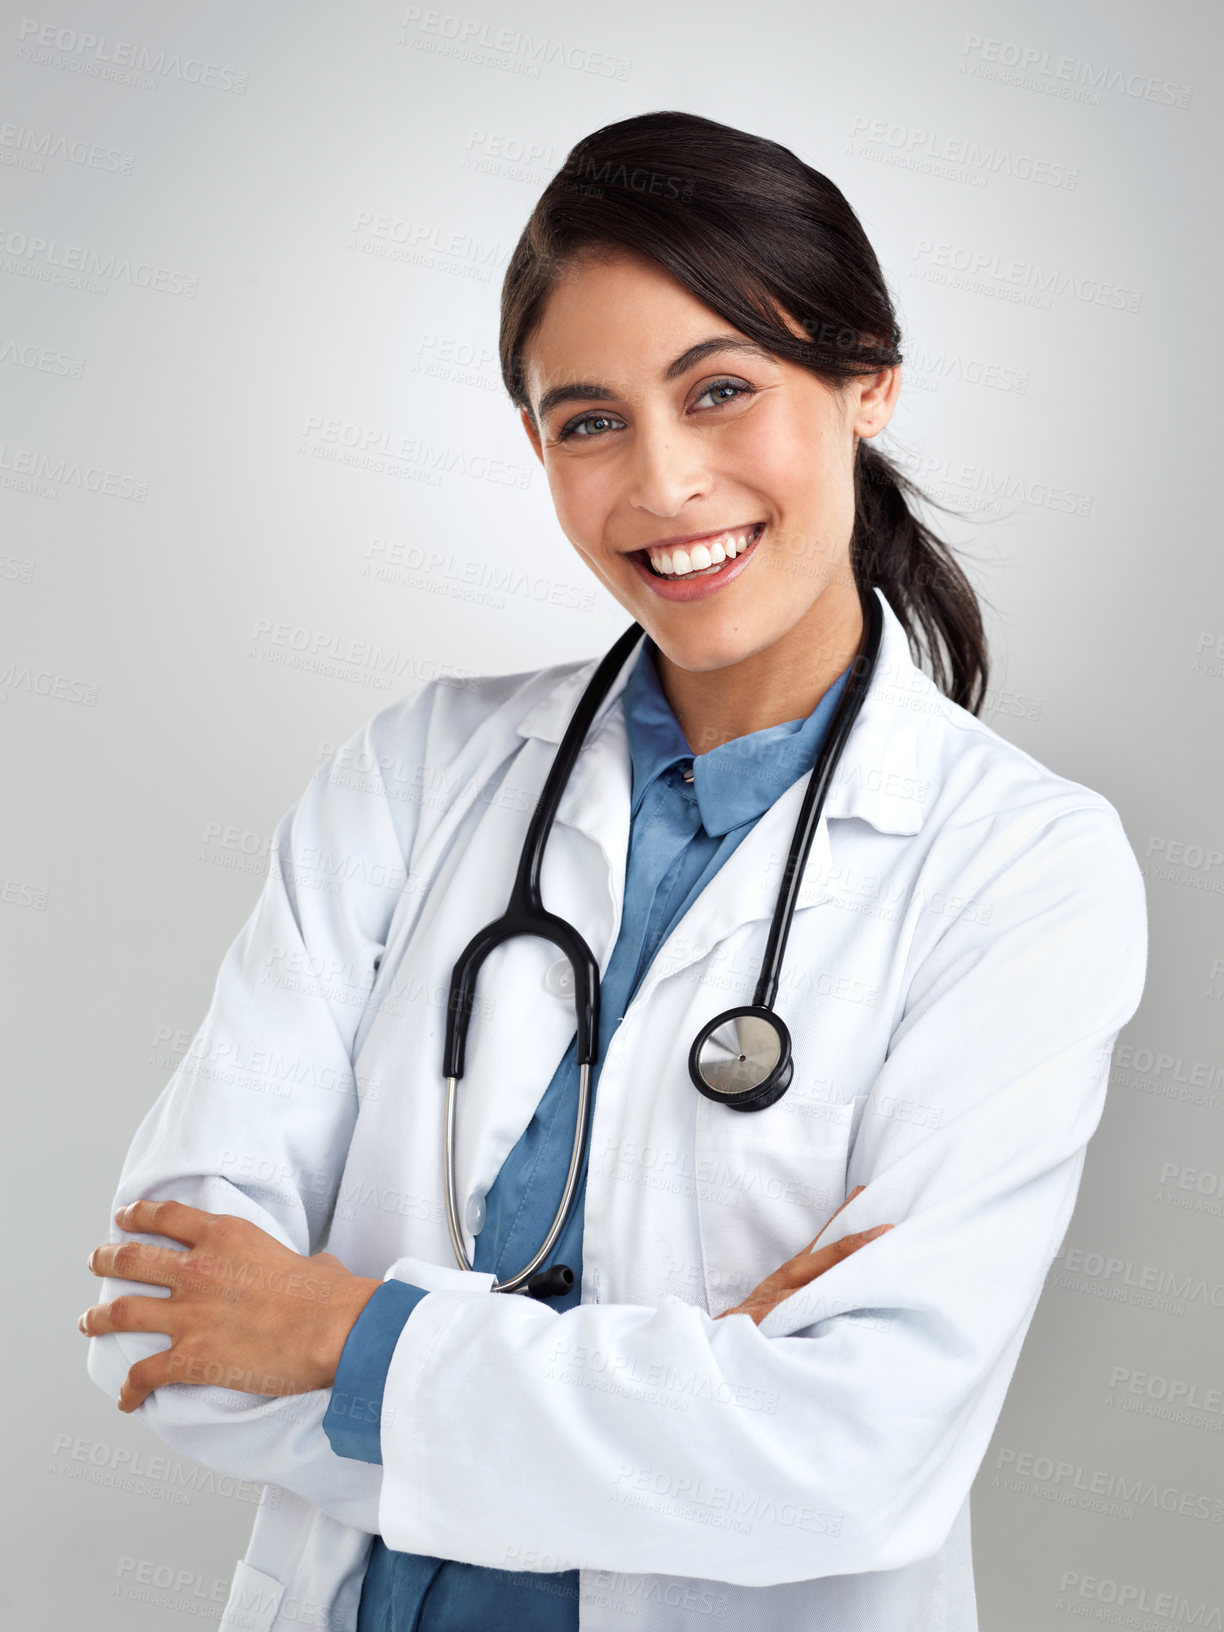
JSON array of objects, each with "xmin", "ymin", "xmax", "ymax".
[{"xmin": 853, "ymin": 442, "xmax": 988, "ymax": 713}]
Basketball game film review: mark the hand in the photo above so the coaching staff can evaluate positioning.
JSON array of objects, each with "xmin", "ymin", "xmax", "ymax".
[
  {"xmin": 79, "ymin": 1199, "xmax": 382, "ymax": 1412},
  {"xmin": 714, "ymin": 1185, "xmax": 893, "ymax": 1326}
]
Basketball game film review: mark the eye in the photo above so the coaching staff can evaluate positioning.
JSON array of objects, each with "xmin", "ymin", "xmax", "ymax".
[
  {"xmin": 556, "ymin": 411, "xmax": 625, "ymax": 443},
  {"xmin": 693, "ymin": 377, "xmax": 754, "ymax": 409}
]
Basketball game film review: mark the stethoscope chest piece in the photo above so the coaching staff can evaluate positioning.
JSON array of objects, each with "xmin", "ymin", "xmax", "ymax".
[{"xmin": 688, "ymin": 1005, "xmax": 794, "ymax": 1113}]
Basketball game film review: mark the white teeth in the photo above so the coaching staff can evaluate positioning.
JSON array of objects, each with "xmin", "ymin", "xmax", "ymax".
[{"xmin": 645, "ymin": 524, "xmax": 761, "ymax": 579}]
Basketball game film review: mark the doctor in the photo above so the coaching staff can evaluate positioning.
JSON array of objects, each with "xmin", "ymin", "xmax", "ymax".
[{"xmin": 81, "ymin": 111, "xmax": 1147, "ymax": 1632}]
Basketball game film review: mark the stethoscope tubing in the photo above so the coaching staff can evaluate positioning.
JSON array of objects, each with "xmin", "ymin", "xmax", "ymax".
[
  {"xmin": 441, "ymin": 589, "xmax": 883, "ymax": 1293},
  {"xmin": 442, "ymin": 618, "xmax": 645, "ymax": 1082},
  {"xmin": 445, "ymin": 1063, "xmax": 592, "ymax": 1294},
  {"xmin": 752, "ymin": 592, "xmax": 883, "ymax": 1009}
]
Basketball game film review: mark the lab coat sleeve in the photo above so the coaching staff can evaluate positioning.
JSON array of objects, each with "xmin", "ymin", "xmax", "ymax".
[
  {"xmin": 85, "ymin": 684, "xmax": 443, "ymax": 1532},
  {"xmin": 372, "ymin": 800, "xmax": 1148, "ymax": 1584}
]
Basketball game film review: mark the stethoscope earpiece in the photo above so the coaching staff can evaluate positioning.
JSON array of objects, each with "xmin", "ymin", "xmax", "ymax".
[{"xmin": 688, "ymin": 1006, "xmax": 794, "ymax": 1113}]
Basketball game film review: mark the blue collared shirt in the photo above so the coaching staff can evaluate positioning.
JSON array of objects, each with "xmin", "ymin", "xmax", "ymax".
[{"xmin": 323, "ymin": 635, "xmax": 851, "ymax": 1630}]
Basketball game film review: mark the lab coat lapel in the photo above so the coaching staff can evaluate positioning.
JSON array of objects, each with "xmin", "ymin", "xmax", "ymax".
[{"xmin": 512, "ymin": 630, "xmax": 642, "ymax": 969}]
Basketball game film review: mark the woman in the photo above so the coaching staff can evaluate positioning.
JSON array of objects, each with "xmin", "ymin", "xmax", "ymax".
[{"xmin": 81, "ymin": 112, "xmax": 1147, "ymax": 1632}]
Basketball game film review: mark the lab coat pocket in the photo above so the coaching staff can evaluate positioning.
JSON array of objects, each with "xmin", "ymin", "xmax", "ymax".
[
  {"xmin": 694, "ymin": 1091, "xmax": 857, "ymax": 1316},
  {"xmin": 219, "ymin": 1559, "xmax": 284, "ymax": 1632}
]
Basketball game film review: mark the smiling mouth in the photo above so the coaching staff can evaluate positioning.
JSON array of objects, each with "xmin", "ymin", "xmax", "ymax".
[{"xmin": 638, "ymin": 521, "xmax": 766, "ymax": 580}]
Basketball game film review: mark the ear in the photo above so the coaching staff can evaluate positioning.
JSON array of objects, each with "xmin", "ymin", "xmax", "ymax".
[
  {"xmin": 519, "ymin": 405, "xmax": 545, "ymax": 465},
  {"xmin": 852, "ymin": 365, "xmax": 903, "ymax": 440}
]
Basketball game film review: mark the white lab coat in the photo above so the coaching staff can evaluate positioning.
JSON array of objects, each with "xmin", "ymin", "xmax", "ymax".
[{"xmin": 87, "ymin": 585, "xmax": 1147, "ymax": 1631}]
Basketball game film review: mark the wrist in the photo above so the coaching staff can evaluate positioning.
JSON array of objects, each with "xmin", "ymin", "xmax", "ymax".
[{"xmin": 316, "ymin": 1274, "xmax": 383, "ymax": 1389}]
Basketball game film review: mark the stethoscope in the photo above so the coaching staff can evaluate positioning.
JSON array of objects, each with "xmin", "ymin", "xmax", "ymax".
[{"xmin": 442, "ymin": 589, "xmax": 884, "ymax": 1299}]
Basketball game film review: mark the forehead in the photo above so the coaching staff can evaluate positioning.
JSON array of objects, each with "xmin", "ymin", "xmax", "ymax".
[
  {"xmin": 521, "ymin": 247, "xmax": 807, "ymax": 402},
  {"xmin": 522, "ymin": 253, "xmax": 781, "ymax": 419},
  {"xmin": 528, "ymin": 250, "xmax": 721, "ymax": 360}
]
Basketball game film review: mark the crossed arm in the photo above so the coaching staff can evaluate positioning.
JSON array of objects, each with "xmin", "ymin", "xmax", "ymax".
[{"xmin": 79, "ymin": 1188, "xmax": 890, "ymax": 1411}]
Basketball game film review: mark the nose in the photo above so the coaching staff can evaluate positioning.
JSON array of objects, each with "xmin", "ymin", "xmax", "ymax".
[{"xmin": 626, "ymin": 417, "xmax": 712, "ymax": 518}]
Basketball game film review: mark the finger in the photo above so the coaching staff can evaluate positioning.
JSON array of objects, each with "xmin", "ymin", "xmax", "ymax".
[
  {"xmin": 118, "ymin": 1371, "xmax": 151, "ymax": 1413},
  {"xmin": 87, "ymin": 1239, "xmax": 187, "ymax": 1286},
  {"xmin": 717, "ymin": 1218, "xmax": 893, "ymax": 1325},
  {"xmin": 117, "ymin": 1349, "xmax": 181, "ymax": 1413},
  {"xmin": 113, "ymin": 1198, "xmax": 217, "ymax": 1246},
  {"xmin": 728, "ymin": 1288, "xmax": 788, "ymax": 1326},
  {"xmin": 78, "ymin": 1294, "xmax": 175, "ymax": 1339},
  {"xmin": 774, "ymin": 1223, "xmax": 894, "ymax": 1289}
]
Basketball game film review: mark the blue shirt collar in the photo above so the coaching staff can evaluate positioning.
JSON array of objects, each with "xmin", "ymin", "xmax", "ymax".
[{"xmin": 621, "ymin": 636, "xmax": 851, "ymax": 838}]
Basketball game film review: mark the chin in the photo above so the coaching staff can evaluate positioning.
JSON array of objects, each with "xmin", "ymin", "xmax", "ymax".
[{"xmin": 649, "ymin": 623, "xmax": 771, "ymax": 675}]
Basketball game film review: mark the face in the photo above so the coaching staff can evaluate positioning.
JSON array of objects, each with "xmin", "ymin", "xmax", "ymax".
[{"xmin": 519, "ymin": 248, "xmax": 900, "ymax": 676}]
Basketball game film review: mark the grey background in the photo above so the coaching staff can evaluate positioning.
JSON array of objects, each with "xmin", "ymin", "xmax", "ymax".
[{"xmin": 3, "ymin": 0, "xmax": 1221, "ymax": 1623}]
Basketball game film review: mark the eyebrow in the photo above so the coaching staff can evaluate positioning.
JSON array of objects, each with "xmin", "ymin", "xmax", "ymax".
[{"xmin": 534, "ymin": 336, "xmax": 778, "ymax": 421}]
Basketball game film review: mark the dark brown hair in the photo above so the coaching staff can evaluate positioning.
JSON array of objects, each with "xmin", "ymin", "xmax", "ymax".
[{"xmin": 499, "ymin": 110, "xmax": 991, "ymax": 714}]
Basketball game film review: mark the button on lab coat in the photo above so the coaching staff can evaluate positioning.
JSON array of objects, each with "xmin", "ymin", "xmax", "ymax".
[{"xmin": 86, "ymin": 586, "xmax": 1148, "ymax": 1631}]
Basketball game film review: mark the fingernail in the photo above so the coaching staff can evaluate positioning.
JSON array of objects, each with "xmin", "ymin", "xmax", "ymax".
[{"xmin": 77, "ymin": 1313, "xmax": 88, "ymax": 1333}]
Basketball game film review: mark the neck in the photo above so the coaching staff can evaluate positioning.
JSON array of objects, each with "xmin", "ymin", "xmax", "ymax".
[{"xmin": 654, "ymin": 582, "xmax": 865, "ymax": 755}]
